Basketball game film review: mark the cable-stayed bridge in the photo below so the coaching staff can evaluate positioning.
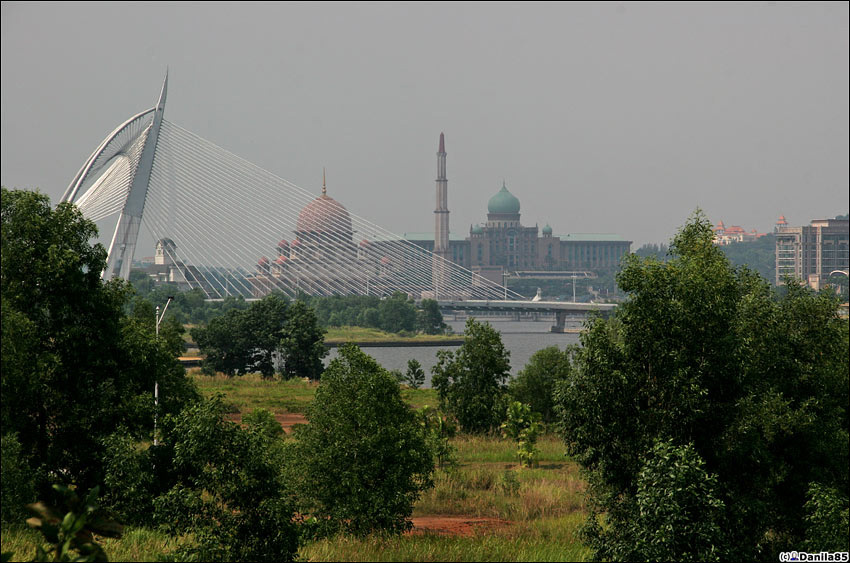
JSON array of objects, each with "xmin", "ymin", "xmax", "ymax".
[{"xmin": 61, "ymin": 74, "xmax": 524, "ymax": 301}]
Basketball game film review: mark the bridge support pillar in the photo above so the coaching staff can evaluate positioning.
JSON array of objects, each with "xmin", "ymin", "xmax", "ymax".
[{"xmin": 551, "ymin": 311, "xmax": 567, "ymax": 333}]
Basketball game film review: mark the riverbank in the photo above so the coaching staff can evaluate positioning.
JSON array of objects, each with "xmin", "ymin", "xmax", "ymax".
[{"xmin": 323, "ymin": 326, "xmax": 464, "ymax": 347}]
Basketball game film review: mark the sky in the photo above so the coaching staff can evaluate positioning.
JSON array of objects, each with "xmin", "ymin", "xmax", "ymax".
[{"xmin": 2, "ymin": 1, "xmax": 848, "ymax": 251}]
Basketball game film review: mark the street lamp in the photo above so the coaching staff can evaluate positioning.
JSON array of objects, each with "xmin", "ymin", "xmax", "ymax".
[{"xmin": 153, "ymin": 296, "xmax": 174, "ymax": 445}]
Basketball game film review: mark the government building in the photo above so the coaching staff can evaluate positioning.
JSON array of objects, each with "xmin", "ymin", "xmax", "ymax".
[{"xmin": 406, "ymin": 133, "xmax": 631, "ymax": 285}]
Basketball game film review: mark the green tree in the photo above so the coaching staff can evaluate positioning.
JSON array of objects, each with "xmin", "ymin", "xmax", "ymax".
[
  {"xmin": 555, "ymin": 211, "xmax": 849, "ymax": 560},
  {"xmin": 508, "ymin": 345, "xmax": 572, "ymax": 424},
  {"xmin": 1, "ymin": 188, "xmax": 196, "ymax": 495},
  {"xmin": 279, "ymin": 300, "xmax": 326, "ymax": 380},
  {"xmin": 154, "ymin": 398, "xmax": 298, "ymax": 562},
  {"xmin": 803, "ymin": 483, "xmax": 850, "ymax": 552},
  {"xmin": 598, "ymin": 439, "xmax": 730, "ymax": 562},
  {"xmin": 289, "ymin": 344, "xmax": 433, "ymax": 536},
  {"xmin": 404, "ymin": 358, "xmax": 425, "ymax": 389},
  {"xmin": 102, "ymin": 398, "xmax": 299, "ymax": 561},
  {"xmin": 192, "ymin": 308, "xmax": 252, "ymax": 376},
  {"xmin": 431, "ymin": 318, "xmax": 511, "ymax": 433},
  {"xmin": 244, "ymin": 294, "xmax": 289, "ymax": 378},
  {"xmin": 378, "ymin": 292, "xmax": 417, "ymax": 333},
  {"xmin": 417, "ymin": 298, "xmax": 447, "ymax": 334}
]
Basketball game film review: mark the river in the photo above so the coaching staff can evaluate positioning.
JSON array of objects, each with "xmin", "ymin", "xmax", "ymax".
[{"xmin": 323, "ymin": 319, "xmax": 581, "ymax": 388}]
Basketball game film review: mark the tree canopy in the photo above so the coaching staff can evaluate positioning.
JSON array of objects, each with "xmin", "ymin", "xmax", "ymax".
[
  {"xmin": 288, "ymin": 344, "xmax": 433, "ymax": 536},
  {"xmin": 1, "ymin": 188, "xmax": 198, "ymax": 496},
  {"xmin": 191, "ymin": 295, "xmax": 327, "ymax": 379},
  {"xmin": 555, "ymin": 211, "xmax": 849, "ymax": 560},
  {"xmin": 431, "ymin": 318, "xmax": 511, "ymax": 433}
]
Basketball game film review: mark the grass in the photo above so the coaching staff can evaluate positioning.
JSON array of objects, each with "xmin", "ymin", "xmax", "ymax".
[
  {"xmin": 325, "ymin": 326, "xmax": 463, "ymax": 344},
  {"xmin": 299, "ymin": 515, "xmax": 590, "ymax": 562},
  {"xmin": 0, "ymin": 526, "xmax": 186, "ymax": 562},
  {"xmin": 189, "ymin": 370, "xmax": 318, "ymax": 413},
  {"xmin": 452, "ymin": 434, "xmax": 568, "ymax": 464},
  {"xmin": 2, "ymin": 371, "xmax": 590, "ymax": 562}
]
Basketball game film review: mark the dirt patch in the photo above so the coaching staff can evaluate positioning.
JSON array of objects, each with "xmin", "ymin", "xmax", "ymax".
[
  {"xmin": 408, "ymin": 516, "xmax": 512, "ymax": 537},
  {"xmin": 225, "ymin": 412, "xmax": 307, "ymax": 434}
]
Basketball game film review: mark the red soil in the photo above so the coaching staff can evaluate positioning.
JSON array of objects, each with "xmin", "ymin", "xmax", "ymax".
[
  {"xmin": 408, "ymin": 516, "xmax": 512, "ymax": 537},
  {"xmin": 225, "ymin": 412, "xmax": 307, "ymax": 434}
]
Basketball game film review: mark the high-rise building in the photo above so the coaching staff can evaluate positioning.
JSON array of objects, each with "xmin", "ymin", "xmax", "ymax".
[{"xmin": 775, "ymin": 217, "xmax": 850, "ymax": 287}]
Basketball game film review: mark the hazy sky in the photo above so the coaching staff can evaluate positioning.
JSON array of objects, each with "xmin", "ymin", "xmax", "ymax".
[{"xmin": 2, "ymin": 1, "xmax": 848, "ymax": 250}]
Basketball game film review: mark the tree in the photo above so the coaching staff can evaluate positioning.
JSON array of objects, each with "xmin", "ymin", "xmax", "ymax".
[
  {"xmin": 378, "ymin": 291, "xmax": 417, "ymax": 333},
  {"xmin": 1, "ymin": 433, "xmax": 34, "ymax": 525},
  {"xmin": 1, "ymin": 188, "xmax": 197, "ymax": 496},
  {"xmin": 102, "ymin": 397, "xmax": 299, "ymax": 562},
  {"xmin": 191, "ymin": 294, "xmax": 290, "ymax": 378},
  {"xmin": 555, "ymin": 211, "xmax": 849, "ymax": 560},
  {"xmin": 192, "ymin": 308, "xmax": 253, "ymax": 376},
  {"xmin": 417, "ymin": 298, "xmax": 447, "ymax": 334},
  {"xmin": 431, "ymin": 318, "xmax": 511, "ymax": 433},
  {"xmin": 403, "ymin": 358, "xmax": 425, "ymax": 389},
  {"xmin": 279, "ymin": 300, "xmax": 326, "ymax": 380},
  {"xmin": 508, "ymin": 345, "xmax": 572, "ymax": 424},
  {"xmin": 289, "ymin": 344, "xmax": 433, "ymax": 536},
  {"xmin": 243, "ymin": 294, "xmax": 289, "ymax": 378},
  {"xmin": 606, "ymin": 439, "xmax": 730, "ymax": 562}
]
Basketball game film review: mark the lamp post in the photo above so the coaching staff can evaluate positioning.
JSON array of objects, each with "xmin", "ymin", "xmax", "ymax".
[
  {"xmin": 571, "ymin": 274, "xmax": 577, "ymax": 303},
  {"xmin": 153, "ymin": 296, "xmax": 174, "ymax": 445}
]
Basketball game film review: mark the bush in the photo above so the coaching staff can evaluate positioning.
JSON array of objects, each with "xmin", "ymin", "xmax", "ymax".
[
  {"xmin": 1, "ymin": 433, "xmax": 35, "ymax": 525},
  {"xmin": 420, "ymin": 406, "xmax": 457, "ymax": 469},
  {"xmin": 501, "ymin": 402, "xmax": 544, "ymax": 468},
  {"xmin": 590, "ymin": 439, "xmax": 730, "ymax": 562},
  {"xmin": 804, "ymin": 483, "xmax": 850, "ymax": 552},
  {"xmin": 156, "ymin": 398, "xmax": 298, "ymax": 561},
  {"xmin": 289, "ymin": 344, "xmax": 434, "ymax": 536}
]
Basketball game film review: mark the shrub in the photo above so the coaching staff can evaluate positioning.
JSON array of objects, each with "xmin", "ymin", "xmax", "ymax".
[
  {"xmin": 1, "ymin": 433, "xmax": 35, "ymax": 525},
  {"xmin": 804, "ymin": 483, "xmax": 850, "ymax": 552},
  {"xmin": 501, "ymin": 402, "xmax": 544, "ymax": 468}
]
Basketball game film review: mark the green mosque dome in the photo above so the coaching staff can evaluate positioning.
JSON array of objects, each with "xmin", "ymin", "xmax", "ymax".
[
  {"xmin": 487, "ymin": 181, "xmax": 520, "ymax": 215},
  {"xmin": 471, "ymin": 224, "xmax": 484, "ymax": 235},
  {"xmin": 542, "ymin": 224, "xmax": 553, "ymax": 236}
]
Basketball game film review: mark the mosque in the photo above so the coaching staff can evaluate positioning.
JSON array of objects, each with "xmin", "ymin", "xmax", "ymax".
[{"xmin": 247, "ymin": 134, "xmax": 631, "ymax": 297}]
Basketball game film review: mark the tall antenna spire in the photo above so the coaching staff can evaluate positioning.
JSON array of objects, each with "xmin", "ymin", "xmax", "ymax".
[{"xmin": 322, "ymin": 167, "xmax": 327, "ymax": 196}]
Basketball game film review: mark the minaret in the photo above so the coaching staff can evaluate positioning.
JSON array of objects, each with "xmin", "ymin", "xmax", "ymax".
[{"xmin": 433, "ymin": 133, "xmax": 450, "ymax": 297}]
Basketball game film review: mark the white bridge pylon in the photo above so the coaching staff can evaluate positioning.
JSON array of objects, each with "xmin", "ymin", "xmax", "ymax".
[{"xmin": 62, "ymin": 75, "xmax": 523, "ymax": 301}]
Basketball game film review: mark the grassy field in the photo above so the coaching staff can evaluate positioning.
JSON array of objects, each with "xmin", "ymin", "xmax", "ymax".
[{"xmin": 2, "ymin": 373, "xmax": 589, "ymax": 562}]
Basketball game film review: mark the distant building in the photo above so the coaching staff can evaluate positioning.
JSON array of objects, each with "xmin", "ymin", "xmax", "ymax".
[
  {"xmin": 247, "ymin": 134, "xmax": 632, "ymax": 298},
  {"xmin": 402, "ymin": 134, "xmax": 631, "ymax": 287},
  {"xmin": 712, "ymin": 220, "xmax": 768, "ymax": 245},
  {"xmin": 775, "ymin": 217, "xmax": 850, "ymax": 287},
  {"xmin": 144, "ymin": 238, "xmax": 211, "ymax": 293}
]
